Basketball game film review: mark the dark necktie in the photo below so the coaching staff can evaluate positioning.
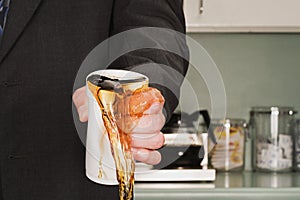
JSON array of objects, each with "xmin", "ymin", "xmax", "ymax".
[{"xmin": 0, "ymin": 0, "xmax": 10, "ymax": 40}]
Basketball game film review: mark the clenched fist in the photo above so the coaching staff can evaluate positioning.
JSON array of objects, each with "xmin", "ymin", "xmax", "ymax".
[{"xmin": 73, "ymin": 86, "xmax": 165, "ymax": 165}]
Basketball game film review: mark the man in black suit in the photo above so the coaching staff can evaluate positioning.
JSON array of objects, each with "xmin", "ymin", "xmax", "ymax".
[{"xmin": 0, "ymin": 0, "xmax": 188, "ymax": 199}]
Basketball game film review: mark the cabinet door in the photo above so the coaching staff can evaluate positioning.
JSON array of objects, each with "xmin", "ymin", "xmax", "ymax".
[{"xmin": 184, "ymin": 0, "xmax": 300, "ymax": 32}]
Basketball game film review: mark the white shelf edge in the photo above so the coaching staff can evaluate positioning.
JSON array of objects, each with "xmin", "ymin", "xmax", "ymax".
[
  {"xmin": 135, "ymin": 169, "xmax": 216, "ymax": 182},
  {"xmin": 186, "ymin": 25, "xmax": 300, "ymax": 33}
]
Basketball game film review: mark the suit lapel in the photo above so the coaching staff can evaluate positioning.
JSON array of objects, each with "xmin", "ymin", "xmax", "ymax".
[{"xmin": 0, "ymin": 0, "xmax": 42, "ymax": 63}]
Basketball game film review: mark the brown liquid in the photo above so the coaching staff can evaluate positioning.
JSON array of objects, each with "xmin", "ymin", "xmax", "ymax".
[{"xmin": 88, "ymin": 77, "xmax": 164, "ymax": 200}]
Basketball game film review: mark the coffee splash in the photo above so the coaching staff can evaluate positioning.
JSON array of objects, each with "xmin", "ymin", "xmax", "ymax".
[{"xmin": 87, "ymin": 74, "xmax": 164, "ymax": 200}]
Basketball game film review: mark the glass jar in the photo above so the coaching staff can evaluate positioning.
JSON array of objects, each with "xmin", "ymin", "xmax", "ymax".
[
  {"xmin": 294, "ymin": 119, "xmax": 300, "ymax": 171},
  {"xmin": 209, "ymin": 119, "xmax": 247, "ymax": 171},
  {"xmin": 250, "ymin": 107, "xmax": 297, "ymax": 172}
]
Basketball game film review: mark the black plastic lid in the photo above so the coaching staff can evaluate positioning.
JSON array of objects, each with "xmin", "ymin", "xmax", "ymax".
[{"xmin": 250, "ymin": 106, "xmax": 297, "ymax": 115}]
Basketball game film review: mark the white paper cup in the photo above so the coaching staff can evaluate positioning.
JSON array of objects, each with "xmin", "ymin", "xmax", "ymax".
[{"xmin": 85, "ymin": 69, "xmax": 148, "ymax": 185}]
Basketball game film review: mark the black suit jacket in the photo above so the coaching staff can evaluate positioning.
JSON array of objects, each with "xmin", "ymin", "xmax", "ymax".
[{"xmin": 0, "ymin": 0, "xmax": 188, "ymax": 199}]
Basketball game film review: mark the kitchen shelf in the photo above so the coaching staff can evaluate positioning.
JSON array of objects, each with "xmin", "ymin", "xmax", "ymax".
[
  {"xmin": 135, "ymin": 171, "xmax": 300, "ymax": 200},
  {"xmin": 183, "ymin": 0, "xmax": 300, "ymax": 33}
]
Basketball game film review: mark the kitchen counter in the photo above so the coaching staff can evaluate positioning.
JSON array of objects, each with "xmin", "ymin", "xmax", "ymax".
[{"xmin": 135, "ymin": 172, "xmax": 300, "ymax": 200}]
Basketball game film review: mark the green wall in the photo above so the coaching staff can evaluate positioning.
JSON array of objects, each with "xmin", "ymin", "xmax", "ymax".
[{"xmin": 178, "ymin": 33, "xmax": 300, "ymax": 121}]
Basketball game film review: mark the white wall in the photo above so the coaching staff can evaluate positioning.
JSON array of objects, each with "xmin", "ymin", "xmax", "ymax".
[{"xmin": 177, "ymin": 33, "xmax": 300, "ymax": 121}]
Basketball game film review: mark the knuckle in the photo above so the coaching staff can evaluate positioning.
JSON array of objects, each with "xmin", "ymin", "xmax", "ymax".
[
  {"xmin": 151, "ymin": 151, "xmax": 161, "ymax": 165},
  {"xmin": 152, "ymin": 114, "xmax": 165, "ymax": 132},
  {"xmin": 78, "ymin": 105, "xmax": 88, "ymax": 120},
  {"xmin": 153, "ymin": 133, "xmax": 164, "ymax": 149},
  {"xmin": 73, "ymin": 89, "xmax": 83, "ymax": 106},
  {"xmin": 158, "ymin": 114, "xmax": 166, "ymax": 129},
  {"xmin": 72, "ymin": 92, "xmax": 79, "ymax": 105}
]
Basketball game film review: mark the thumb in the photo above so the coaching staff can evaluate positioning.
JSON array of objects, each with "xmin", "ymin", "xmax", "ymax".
[{"xmin": 143, "ymin": 102, "xmax": 164, "ymax": 115}]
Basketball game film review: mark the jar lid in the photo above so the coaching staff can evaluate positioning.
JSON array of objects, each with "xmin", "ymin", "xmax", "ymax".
[{"xmin": 250, "ymin": 106, "xmax": 297, "ymax": 115}]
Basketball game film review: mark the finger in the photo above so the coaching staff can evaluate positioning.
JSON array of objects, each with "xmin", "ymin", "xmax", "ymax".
[
  {"xmin": 129, "ymin": 87, "xmax": 165, "ymax": 116},
  {"xmin": 131, "ymin": 132, "xmax": 165, "ymax": 150},
  {"xmin": 143, "ymin": 102, "xmax": 164, "ymax": 115},
  {"xmin": 132, "ymin": 113, "xmax": 166, "ymax": 134},
  {"xmin": 73, "ymin": 87, "xmax": 89, "ymax": 122},
  {"xmin": 72, "ymin": 87, "xmax": 87, "ymax": 109},
  {"xmin": 132, "ymin": 148, "xmax": 161, "ymax": 165},
  {"xmin": 77, "ymin": 104, "xmax": 88, "ymax": 122}
]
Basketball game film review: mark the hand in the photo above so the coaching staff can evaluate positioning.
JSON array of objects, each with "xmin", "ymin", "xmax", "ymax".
[
  {"xmin": 73, "ymin": 87, "xmax": 89, "ymax": 122},
  {"xmin": 73, "ymin": 86, "xmax": 165, "ymax": 165}
]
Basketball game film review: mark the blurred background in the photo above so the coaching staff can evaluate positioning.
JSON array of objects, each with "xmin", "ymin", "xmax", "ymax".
[{"xmin": 179, "ymin": 33, "xmax": 300, "ymax": 120}]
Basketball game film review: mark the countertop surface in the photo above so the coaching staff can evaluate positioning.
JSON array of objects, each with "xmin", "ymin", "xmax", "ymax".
[{"xmin": 135, "ymin": 171, "xmax": 300, "ymax": 200}]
